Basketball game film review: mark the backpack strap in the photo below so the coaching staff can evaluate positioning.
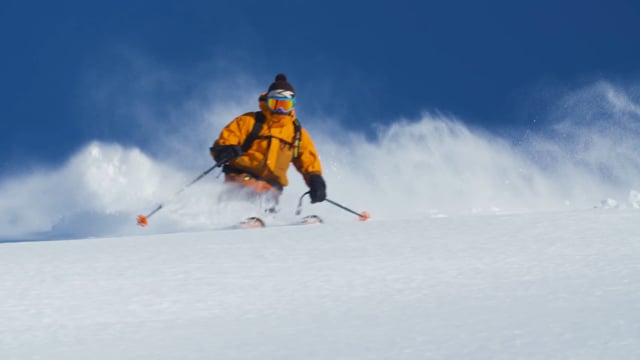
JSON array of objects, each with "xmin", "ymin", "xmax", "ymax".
[
  {"xmin": 241, "ymin": 111, "xmax": 302, "ymax": 158},
  {"xmin": 292, "ymin": 119, "xmax": 302, "ymax": 158},
  {"xmin": 242, "ymin": 111, "xmax": 265, "ymax": 153}
]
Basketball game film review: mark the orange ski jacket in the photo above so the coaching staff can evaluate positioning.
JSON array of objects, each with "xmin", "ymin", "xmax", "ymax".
[{"xmin": 212, "ymin": 97, "xmax": 322, "ymax": 188}]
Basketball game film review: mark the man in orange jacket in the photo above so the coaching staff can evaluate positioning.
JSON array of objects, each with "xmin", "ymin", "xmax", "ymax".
[{"xmin": 210, "ymin": 74, "xmax": 327, "ymax": 211}]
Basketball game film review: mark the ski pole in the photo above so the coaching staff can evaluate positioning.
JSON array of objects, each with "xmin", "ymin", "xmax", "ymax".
[
  {"xmin": 296, "ymin": 191, "xmax": 371, "ymax": 221},
  {"xmin": 295, "ymin": 191, "xmax": 311, "ymax": 215},
  {"xmin": 325, "ymin": 198, "xmax": 371, "ymax": 221},
  {"xmin": 137, "ymin": 162, "xmax": 224, "ymax": 227}
]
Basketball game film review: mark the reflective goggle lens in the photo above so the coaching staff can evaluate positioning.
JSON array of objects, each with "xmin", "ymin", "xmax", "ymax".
[{"xmin": 267, "ymin": 97, "xmax": 295, "ymax": 113}]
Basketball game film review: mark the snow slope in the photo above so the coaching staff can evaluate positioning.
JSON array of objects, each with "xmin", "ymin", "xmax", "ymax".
[{"xmin": 2, "ymin": 210, "xmax": 639, "ymax": 359}]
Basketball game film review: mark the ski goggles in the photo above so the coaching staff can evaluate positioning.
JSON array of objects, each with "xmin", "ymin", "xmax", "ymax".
[{"xmin": 267, "ymin": 96, "xmax": 295, "ymax": 114}]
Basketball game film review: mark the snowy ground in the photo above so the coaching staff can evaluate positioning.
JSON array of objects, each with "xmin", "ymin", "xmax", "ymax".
[{"xmin": 2, "ymin": 209, "xmax": 639, "ymax": 359}]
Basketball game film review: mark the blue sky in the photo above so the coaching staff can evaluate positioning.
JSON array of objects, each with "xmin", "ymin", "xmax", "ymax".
[{"xmin": 1, "ymin": 0, "xmax": 639, "ymax": 172}]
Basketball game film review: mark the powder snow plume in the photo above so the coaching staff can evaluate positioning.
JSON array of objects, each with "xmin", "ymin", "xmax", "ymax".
[{"xmin": 1, "ymin": 80, "xmax": 639, "ymax": 240}]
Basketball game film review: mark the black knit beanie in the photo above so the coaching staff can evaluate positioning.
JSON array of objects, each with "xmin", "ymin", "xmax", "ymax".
[{"xmin": 267, "ymin": 74, "xmax": 295, "ymax": 97}]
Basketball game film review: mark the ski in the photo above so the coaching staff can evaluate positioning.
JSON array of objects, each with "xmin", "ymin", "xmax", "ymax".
[
  {"xmin": 237, "ymin": 216, "xmax": 266, "ymax": 229},
  {"xmin": 298, "ymin": 214, "xmax": 323, "ymax": 225},
  {"xmin": 233, "ymin": 215, "xmax": 323, "ymax": 229}
]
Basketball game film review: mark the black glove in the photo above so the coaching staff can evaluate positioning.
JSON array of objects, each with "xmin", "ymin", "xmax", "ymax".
[
  {"xmin": 210, "ymin": 145, "xmax": 242, "ymax": 164},
  {"xmin": 308, "ymin": 174, "xmax": 327, "ymax": 203}
]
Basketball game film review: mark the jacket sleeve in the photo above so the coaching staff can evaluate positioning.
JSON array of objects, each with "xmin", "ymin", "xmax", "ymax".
[
  {"xmin": 213, "ymin": 113, "xmax": 255, "ymax": 147},
  {"xmin": 293, "ymin": 127, "xmax": 323, "ymax": 184}
]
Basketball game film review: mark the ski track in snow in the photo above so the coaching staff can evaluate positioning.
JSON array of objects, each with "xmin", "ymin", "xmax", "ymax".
[{"xmin": 1, "ymin": 210, "xmax": 640, "ymax": 359}]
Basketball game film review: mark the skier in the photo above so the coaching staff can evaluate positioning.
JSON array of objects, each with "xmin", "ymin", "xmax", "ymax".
[{"xmin": 210, "ymin": 74, "xmax": 327, "ymax": 218}]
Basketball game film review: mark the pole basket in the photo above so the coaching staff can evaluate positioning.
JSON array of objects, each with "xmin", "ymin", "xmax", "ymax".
[
  {"xmin": 136, "ymin": 214, "xmax": 149, "ymax": 227},
  {"xmin": 359, "ymin": 211, "xmax": 371, "ymax": 221}
]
